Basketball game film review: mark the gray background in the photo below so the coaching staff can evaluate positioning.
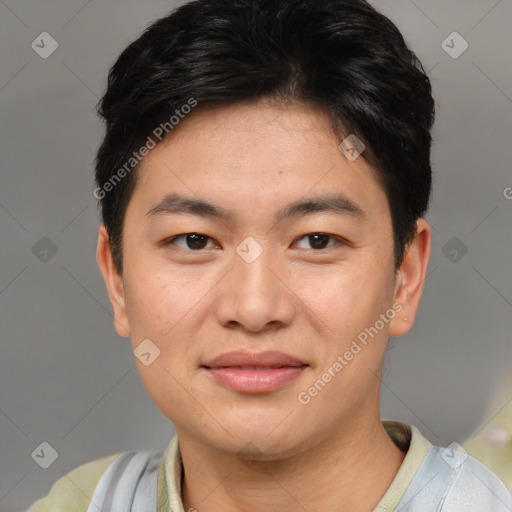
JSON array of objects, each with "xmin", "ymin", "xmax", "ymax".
[{"xmin": 1, "ymin": 1, "xmax": 511, "ymax": 510}]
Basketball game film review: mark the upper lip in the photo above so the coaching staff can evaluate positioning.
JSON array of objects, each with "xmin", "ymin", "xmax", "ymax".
[{"xmin": 202, "ymin": 350, "xmax": 307, "ymax": 368}]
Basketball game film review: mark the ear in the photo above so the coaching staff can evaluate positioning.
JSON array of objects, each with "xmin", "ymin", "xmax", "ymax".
[
  {"xmin": 389, "ymin": 218, "xmax": 431, "ymax": 337},
  {"xmin": 96, "ymin": 224, "xmax": 131, "ymax": 338}
]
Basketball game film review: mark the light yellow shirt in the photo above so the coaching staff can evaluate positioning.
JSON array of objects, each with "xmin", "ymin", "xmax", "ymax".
[{"xmin": 26, "ymin": 421, "xmax": 432, "ymax": 512}]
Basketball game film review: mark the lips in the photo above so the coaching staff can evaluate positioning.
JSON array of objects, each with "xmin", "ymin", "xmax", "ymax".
[
  {"xmin": 201, "ymin": 351, "xmax": 308, "ymax": 394},
  {"xmin": 222, "ymin": 366, "xmax": 286, "ymax": 370},
  {"xmin": 202, "ymin": 350, "xmax": 307, "ymax": 369}
]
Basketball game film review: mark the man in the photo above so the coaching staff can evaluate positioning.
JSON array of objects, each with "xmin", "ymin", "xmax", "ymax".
[{"xmin": 26, "ymin": 0, "xmax": 512, "ymax": 510}]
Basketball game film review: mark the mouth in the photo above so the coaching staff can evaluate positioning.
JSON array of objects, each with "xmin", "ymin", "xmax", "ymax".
[
  {"xmin": 201, "ymin": 351, "xmax": 309, "ymax": 394},
  {"xmin": 202, "ymin": 364, "xmax": 304, "ymax": 370}
]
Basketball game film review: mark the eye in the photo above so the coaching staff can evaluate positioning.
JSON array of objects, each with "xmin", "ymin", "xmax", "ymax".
[
  {"xmin": 294, "ymin": 232, "xmax": 345, "ymax": 250},
  {"xmin": 163, "ymin": 232, "xmax": 346, "ymax": 252},
  {"xmin": 164, "ymin": 233, "xmax": 218, "ymax": 251}
]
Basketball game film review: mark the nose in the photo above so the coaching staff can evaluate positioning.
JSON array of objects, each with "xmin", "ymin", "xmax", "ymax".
[{"xmin": 214, "ymin": 243, "xmax": 296, "ymax": 333}]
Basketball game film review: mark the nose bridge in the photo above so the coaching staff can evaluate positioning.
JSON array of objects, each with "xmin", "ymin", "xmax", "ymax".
[{"xmin": 236, "ymin": 239, "xmax": 277, "ymax": 294}]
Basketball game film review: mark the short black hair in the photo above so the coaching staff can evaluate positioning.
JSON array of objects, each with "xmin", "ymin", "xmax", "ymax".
[{"xmin": 94, "ymin": 0, "xmax": 435, "ymax": 274}]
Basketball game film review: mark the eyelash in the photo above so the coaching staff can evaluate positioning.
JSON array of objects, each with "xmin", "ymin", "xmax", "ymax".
[{"xmin": 163, "ymin": 232, "xmax": 347, "ymax": 252}]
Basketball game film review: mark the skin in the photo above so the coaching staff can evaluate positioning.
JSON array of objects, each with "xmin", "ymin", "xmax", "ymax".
[{"xmin": 97, "ymin": 98, "xmax": 431, "ymax": 512}]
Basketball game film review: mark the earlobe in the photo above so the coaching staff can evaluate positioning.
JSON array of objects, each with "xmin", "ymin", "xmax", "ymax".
[
  {"xmin": 389, "ymin": 218, "xmax": 431, "ymax": 337},
  {"xmin": 96, "ymin": 225, "xmax": 131, "ymax": 338}
]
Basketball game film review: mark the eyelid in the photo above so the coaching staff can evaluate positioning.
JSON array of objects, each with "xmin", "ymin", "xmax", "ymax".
[
  {"xmin": 293, "ymin": 232, "xmax": 347, "ymax": 250},
  {"xmin": 164, "ymin": 233, "xmax": 220, "ymax": 250}
]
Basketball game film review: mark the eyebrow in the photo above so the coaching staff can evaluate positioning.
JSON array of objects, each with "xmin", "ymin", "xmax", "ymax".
[{"xmin": 145, "ymin": 192, "xmax": 365, "ymax": 222}]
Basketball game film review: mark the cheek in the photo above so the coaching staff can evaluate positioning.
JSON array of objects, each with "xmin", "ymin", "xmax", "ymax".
[
  {"xmin": 297, "ymin": 258, "xmax": 393, "ymax": 343},
  {"xmin": 302, "ymin": 272, "xmax": 362, "ymax": 334},
  {"xmin": 123, "ymin": 267, "xmax": 189, "ymax": 342},
  {"xmin": 123, "ymin": 261, "xmax": 220, "ymax": 362}
]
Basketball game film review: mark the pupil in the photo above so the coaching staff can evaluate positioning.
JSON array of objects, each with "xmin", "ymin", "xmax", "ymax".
[
  {"xmin": 187, "ymin": 233, "xmax": 207, "ymax": 250},
  {"xmin": 310, "ymin": 233, "xmax": 328, "ymax": 249}
]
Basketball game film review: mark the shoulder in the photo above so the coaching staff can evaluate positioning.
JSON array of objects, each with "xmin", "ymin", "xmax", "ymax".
[
  {"xmin": 442, "ymin": 453, "xmax": 512, "ymax": 511},
  {"xmin": 395, "ymin": 426, "xmax": 512, "ymax": 511},
  {"xmin": 25, "ymin": 452, "xmax": 121, "ymax": 512}
]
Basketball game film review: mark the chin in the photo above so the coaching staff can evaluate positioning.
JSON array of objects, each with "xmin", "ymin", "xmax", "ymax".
[{"xmin": 211, "ymin": 420, "xmax": 312, "ymax": 459}]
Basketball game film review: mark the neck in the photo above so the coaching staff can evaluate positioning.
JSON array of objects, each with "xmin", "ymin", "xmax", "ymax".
[{"xmin": 178, "ymin": 414, "xmax": 405, "ymax": 512}]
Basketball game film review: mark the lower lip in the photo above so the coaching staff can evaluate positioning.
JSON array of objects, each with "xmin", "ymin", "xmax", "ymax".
[{"xmin": 202, "ymin": 366, "xmax": 307, "ymax": 394}]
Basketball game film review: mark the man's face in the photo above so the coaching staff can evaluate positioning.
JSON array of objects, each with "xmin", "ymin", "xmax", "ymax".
[{"xmin": 99, "ymin": 99, "xmax": 416, "ymax": 458}]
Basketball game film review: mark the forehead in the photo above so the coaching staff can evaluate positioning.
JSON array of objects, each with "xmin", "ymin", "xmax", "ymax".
[{"xmin": 128, "ymin": 99, "xmax": 390, "ymax": 226}]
